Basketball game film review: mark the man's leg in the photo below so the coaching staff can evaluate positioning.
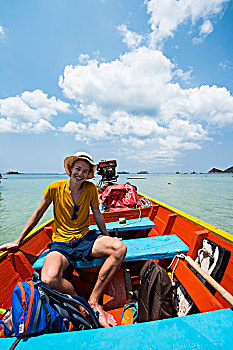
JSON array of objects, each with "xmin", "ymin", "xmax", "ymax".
[
  {"xmin": 41, "ymin": 251, "xmax": 76, "ymax": 295},
  {"xmin": 88, "ymin": 236, "xmax": 127, "ymax": 327}
]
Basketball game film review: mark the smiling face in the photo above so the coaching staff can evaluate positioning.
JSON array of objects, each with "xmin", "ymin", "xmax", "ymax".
[{"xmin": 70, "ymin": 159, "xmax": 91, "ymax": 186}]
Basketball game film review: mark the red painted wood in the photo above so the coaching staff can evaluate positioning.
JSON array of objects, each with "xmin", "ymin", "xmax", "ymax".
[
  {"xmin": 103, "ymin": 270, "xmax": 127, "ymax": 311},
  {"xmin": 149, "ymin": 205, "xmax": 159, "ymax": 221},
  {"xmin": 187, "ymin": 230, "xmax": 209, "ymax": 259},
  {"xmin": 0, "ymin": 258, "xmax": 22, "ymax": 309},
  {"xmin": 162, "ymin": 213, "xmax": 178, "ymax": 235},
  {"xmin": 8, "ymin": 251, "xmax": 33, "ymax": 280}
]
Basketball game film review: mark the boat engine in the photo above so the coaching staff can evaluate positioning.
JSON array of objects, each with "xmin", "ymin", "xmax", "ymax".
[{"xmin": 96, "ymin": 160, "xmax": 118, "ymax": 188}]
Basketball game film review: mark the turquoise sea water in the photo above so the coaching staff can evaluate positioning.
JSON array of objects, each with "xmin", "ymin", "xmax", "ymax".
[{"xmin": 0, "ymin": 173, "xmax": 232, "ymax": 245}]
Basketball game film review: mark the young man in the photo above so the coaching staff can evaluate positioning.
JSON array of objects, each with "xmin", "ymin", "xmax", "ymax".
[{"xmin": 0, "ymin": 152, "xmax": 127, "ymax": 328}]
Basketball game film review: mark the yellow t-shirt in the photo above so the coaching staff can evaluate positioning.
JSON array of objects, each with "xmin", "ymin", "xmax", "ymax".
[{"xmin": 43, "ymin": 179, "xmax": 100, "ymax": 242}]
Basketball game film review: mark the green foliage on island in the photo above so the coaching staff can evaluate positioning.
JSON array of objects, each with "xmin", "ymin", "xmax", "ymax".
[{"xmin": 208, "ymin": 166, "xmax": 233, "ymax": 173}]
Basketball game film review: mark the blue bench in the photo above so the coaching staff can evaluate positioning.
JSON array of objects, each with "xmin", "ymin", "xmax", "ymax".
[
  {"xmin": 89, "ymin": 216, "xmax": 155, "ymax": 233},
  {"xmin": 33, "ymin": 234, "xmax": 188, "ymax": 271}
]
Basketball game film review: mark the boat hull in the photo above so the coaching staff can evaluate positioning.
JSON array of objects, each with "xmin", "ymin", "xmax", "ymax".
[
  {"xmin": 0, "ymin": 309, "xmax": 232, "ymax": 349},
  {"xmin": 0, "ymin": 193, "xmax": 233, "ymax": 348}
]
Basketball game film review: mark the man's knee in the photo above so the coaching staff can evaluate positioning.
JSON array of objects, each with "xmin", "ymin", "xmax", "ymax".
[
  {"xmin": 41, "ymin": 269, "xmax": 59, "ymax": 288},
  {"xmin": 112, "ymin": 240, "xmax": 127, "ymax": 260}
]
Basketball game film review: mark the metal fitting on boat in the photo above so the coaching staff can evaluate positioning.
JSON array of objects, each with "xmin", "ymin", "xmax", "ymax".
[{"xmin": 119, "ymin": 217, "xmax": 126, "ymax": 224}]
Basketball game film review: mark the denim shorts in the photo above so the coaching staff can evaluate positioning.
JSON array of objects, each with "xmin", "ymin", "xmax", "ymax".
[{"xmin": 47, "ymin": 229, "xmax": 98, "ymax": 268}]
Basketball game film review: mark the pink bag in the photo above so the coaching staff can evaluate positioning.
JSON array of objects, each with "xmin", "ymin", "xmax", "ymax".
[{"xmin": 101, "ymin": 183, "xmax": 141, "ymax": 211}]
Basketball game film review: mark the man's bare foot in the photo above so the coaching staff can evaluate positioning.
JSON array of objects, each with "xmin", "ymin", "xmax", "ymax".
[{"xmin": 90, "ymin": 304, "xmax": 117, "ymax": 327}]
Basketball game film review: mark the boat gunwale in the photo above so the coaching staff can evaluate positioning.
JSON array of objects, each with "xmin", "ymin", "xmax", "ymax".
[
  {"xmin": 138, "ymin": 192, "xmax": 233, "ymax": 244},
  {"xmin": 0, "ymin": 217, "xmax": 54, "ymax": 260}
]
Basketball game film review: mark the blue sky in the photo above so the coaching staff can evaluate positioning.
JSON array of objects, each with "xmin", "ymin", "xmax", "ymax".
[{"xmin": 0, "ymin": 0, "xmax": 233, "ymax": 173}]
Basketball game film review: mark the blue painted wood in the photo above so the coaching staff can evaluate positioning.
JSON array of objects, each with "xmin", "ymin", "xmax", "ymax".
[
  {"xmin": 33, "ymin": 235, "xmax": 188, "ymax": 271},
  {"xmin": 90, "ymin": 217, "xmax": 155, "ymax": 233},
  {"xmin": 1, "ymin": 309, "xmax": 232, "ymax": 349},
  {"xmin": 74, "ymin": 234, "xmax": 188, "ymax": 268}
]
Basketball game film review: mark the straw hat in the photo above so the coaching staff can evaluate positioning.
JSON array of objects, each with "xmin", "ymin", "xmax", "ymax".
[{"xmin": 64, "ymin": 152, "xmax": 97, "ymax": 179}]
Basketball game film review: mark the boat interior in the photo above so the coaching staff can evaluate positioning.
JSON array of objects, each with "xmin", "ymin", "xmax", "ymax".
[{"xmin": 0, "ymin": 202, "xmax": 232, "ymax": 328}]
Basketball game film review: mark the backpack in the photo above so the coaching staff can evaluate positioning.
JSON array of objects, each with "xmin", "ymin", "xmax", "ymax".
[
  {"xmin": 138, "ymin": 259, "xmax": 175, "ymax": 323},
  {"xmin": 1, "ymin": 274, "xmax": 100, "ymax": 342},
  {"xmin": 100, "ymin": 182, "xmax": 141, "ymax": 211}
]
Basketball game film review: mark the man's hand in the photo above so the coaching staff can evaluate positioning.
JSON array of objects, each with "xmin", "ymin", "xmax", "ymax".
[
  {"xmin": 0, "ymin": 239, "xmax": 21, "ymax": 251},
  {"xmin": 0, "ymin": 196, "xmax": 52, "ymax": 253}
]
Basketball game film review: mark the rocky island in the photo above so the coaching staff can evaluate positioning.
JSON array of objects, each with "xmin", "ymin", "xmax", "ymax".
[{"xmin": 208, "ymin": 166, "xmax": 233, "ymax": 173}]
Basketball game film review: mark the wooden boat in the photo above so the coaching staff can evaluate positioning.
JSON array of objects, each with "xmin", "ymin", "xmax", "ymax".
[{"xmin": 0, "ymin": 188, "xmax": 233, "ymax": 349}]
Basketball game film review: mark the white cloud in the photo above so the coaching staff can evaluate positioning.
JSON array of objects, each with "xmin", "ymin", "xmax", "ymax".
[
  {"xmin": 0, "ymin": 25, "xmax": 5, "ymax": 40},
  {"xmin": 59, "ymin": 47, "xmax": 233, "ymax": 127},
  {"xmin": 162, "ymin": 85, "xmax": 233, "ymax": 126},
  {"xmin": 117, "ymin": 24, "xmax": 143, "ymax": 49},
  {"xmin": 146, "ymin": 0, "xmax": 229, "ymax": 47},
  {"xmin": 218, "ymin": 60, "xmax": 233, "ymax": 71},
  {"xmin": 58, "ymin": 44, "xmax": 233, "ymax": 165},
  {"xmin": 0, "ymin": 89, "xmax": 71, "ymax": 133},
  {"xmin": 59, "ymin": 47, "xmax": 174, "ymax": 115},
  {"xmin": 173, "ymin": 68, "xmax": 193, "ymax": 82},
  {"xmin": 200, "ymin": 19, "xmax": 214, "ymax": 36},
  {"xmin": 32, "ymin": 119, "xmax": 56, "ymax": 133},
  {"xmin": 193, "ymin": 20, "xmax": 214, "ymax": 44}
]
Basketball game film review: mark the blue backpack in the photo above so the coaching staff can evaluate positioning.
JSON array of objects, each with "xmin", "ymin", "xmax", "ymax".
[{"xmin": 1, "ymin": 275, "xmax": 100, "ymax": 346}]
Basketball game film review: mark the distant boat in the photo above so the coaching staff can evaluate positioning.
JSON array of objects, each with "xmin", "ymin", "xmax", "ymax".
[
  {"xmin": 137, "ymin": 171, "xmax": 148, "ymax": 174},
  {"xmin": 7, "ymin": 171, "xmax": 21, "ymax": 174},
  {"xmin": 117, "ymin": 171, "xmax": 129, "ymax": 174},
  {"xmin": 127, "ymin": 177, "xmax": 146, "ymax": 179}
]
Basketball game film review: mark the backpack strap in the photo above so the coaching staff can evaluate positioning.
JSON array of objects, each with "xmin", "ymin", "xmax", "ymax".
[
  {"xmin": 9, "ymin": 337, "xmax": 21, "ymax": 350},
  {"xmin": 17, "ymin": 282, "xmax": 27, "ymax": 335},
  {"xmin": 17, "ymin": 281, "xmax": 35, "ymax": 336},
  {"xmin": 24, "ymin": 281, "xmax": 34, "ymax": 335},
  {"xmin": 37, "ymin": 286, "xmax": 51, "ymax": 323},
  {"xmin": 30, "ymin": 285, "xmax": 51, "ymax": 334}
]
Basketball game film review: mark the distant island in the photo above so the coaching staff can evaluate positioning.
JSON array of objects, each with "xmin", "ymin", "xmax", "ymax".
[
  {"xmin": 208, "ymin": 166, "xmax": 233, "ymax": 174},
  {"xmin": 117, "ymin": 171, "xmax": 129, "ymax": 174},
  {"xmin": 137, "ymin": 171, "xmax": 148, "ymax": 174}
]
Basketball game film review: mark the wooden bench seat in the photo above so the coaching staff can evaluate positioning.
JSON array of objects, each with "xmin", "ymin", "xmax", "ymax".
[
  {"xmin": 90, "ymin": 216, "xmax": 155, "ymax": 233},
  {"xmin": 33, "ymin": 234, "xmax": 188, "ymax": 271}
]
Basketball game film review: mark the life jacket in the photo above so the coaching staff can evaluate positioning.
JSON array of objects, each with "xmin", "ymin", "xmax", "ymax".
[
  {"xmin": 138, "ymin": 260, "xmax": 175, "ymax": 322},
  {"xmin": 100, "ymin": 182, "xmax": 141, "ymax": 211}
]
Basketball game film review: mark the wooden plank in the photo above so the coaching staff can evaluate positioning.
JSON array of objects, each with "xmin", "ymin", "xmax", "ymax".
[
  {"xmin": 162, "ymin": 213, "xmax": 178, "ymax": 235},
  {"xmin": 75, "ymin": 235, "xmax": 188, "ymax": 269},
  {"xmin": 1, "ymin": 309, "xmax": 232, "ymax": 349},
  {"xmin": 33, "ymin": 235, "xmax": 188, "ymax": 271},
  {"xmin": 187, "ymin": 230, "xmax": 209, "ymax": 259},
  {"xmin": 90, "ymin": 217, "xmax": 155, "ymax": 233}
]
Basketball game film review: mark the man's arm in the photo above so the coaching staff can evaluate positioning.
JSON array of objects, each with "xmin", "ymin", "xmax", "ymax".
[
  {"xmin": 92, "ymin": 207, "xmax": 109, "ymax": 236},
  {"xmin": 0, "ymin": 196, "xmax": 52, "ymax": 251}
]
